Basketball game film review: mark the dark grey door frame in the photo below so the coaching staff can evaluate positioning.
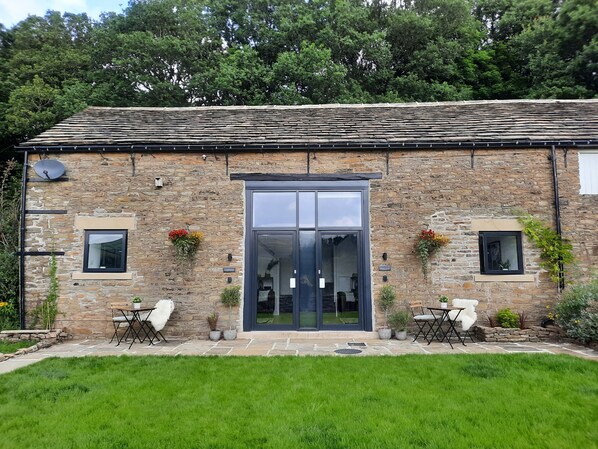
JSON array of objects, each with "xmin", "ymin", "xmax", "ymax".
[{"xmin": 243, "ymin": 180, "xmax": 373, "ymax": 331}]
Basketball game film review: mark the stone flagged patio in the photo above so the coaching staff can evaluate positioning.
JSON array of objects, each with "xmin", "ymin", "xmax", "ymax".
[{"xmin": 0, "ymin": 336, "xmax": 596, "ymax": 374}]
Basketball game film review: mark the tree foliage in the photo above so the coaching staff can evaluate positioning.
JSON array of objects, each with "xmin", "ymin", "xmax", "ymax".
[
  {"xmin": 0, "ymin": 159, "xmax": 21, "ymax": 329},
  {"xmin": 0, "ymin": 0, "xmax": 595, "ymax": 150}
]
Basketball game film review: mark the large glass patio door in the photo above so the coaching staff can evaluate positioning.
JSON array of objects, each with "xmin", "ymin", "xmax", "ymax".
[{"xmin": 244, "ymin": 182, "xmax": 372, "ymax": 331}]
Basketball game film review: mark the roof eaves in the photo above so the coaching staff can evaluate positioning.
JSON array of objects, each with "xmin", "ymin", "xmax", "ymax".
[{"xmin": 15, "ymin": 139, "xmax": 598, "ymax": 153}]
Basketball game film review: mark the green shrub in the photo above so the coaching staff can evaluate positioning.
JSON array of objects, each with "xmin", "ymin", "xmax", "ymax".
[
  {"xmin": 555, "ymin": 279, "xmax": 598, "ymax": 343},
  {"xmin": 0, "ymin": 160, "xmax": 21, "ymax": 329},
  {"xmin": 497, "ymin": 308, "xmax": 519, "ymax": 328},
  {"xmin": 388, "ymin": 310, "xmax": 410, "ymax": 331},
  {"xmin": 378, "ymin": 285, "xmax": 396, "ymax": 328}
]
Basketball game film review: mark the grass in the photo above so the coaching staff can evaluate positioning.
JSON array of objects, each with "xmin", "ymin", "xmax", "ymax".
[
  {"xmin": 256, "ymin": 311, "xmax": 359, "ymax": 325},
  {"xmin": 0, "ymin": 354, "xmax": 596, "ymax": 449},
  {"xmin": 0, "ymin": 340, "xmax": 37, "ymax": 354}
]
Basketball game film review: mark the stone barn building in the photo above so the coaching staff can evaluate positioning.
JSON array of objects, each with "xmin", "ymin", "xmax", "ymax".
[{"xmin": 15, "ymin": 99, "xmax": 598, "ymax": 337}]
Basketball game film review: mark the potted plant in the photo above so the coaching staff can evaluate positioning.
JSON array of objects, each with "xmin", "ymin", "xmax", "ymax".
[
  {"xmin": 221, "ymin": 285, "xmax": 241, "ymax": 340},
  {"xmin": 132, "ymin": 296, "xmax": 142, "ymax": 310},
  {"xmin": 499, "ymin": 259, "xmax": 511, "ymax": 270},
  {"xmin": 207, "ymin": 311, "xmax": 221, "ymax": 341},
  {"xmin": 439, "ymin": 295, "xmax": 449, "ymax": 309},
  {"xmin": 389, "ymin": 310, "xmax": 411, "ymax": 340},
  {"xmin": 378, "ymin": 285, "xmax": 396, "ymax": 339}
]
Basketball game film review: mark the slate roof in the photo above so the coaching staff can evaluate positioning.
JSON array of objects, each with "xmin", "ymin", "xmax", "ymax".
[{"xmin": 19, "ymin": 99, "xmax": 598, "ymax": 151}]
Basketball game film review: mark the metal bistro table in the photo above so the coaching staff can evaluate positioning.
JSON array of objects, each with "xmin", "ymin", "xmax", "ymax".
[
  {"xmin": 112, "ymin": 305, "xmax": 157, "ymax": 349},
  {"xmin": 427, "ymin": 306, "xmax": 466, "ymax": 349}
]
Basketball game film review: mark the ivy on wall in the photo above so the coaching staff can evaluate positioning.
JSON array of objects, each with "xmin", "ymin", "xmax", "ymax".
[{"xmin": 516, "ymin": 213, "xmax": 575, "ymax": 286}]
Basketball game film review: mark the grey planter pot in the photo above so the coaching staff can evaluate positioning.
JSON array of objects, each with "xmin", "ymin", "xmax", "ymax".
[
  {"xmin": 378, "ymin": 328, "xmax": 392, "ymax": 340},
  {"xmin": 395, "ymin": 330, "xmax": 407, "ymax": 340},
  {"xmin": 209, "ymin": 330, "xmax": 221, "ymax": 341},
  {"xmin": 223, "ymin": 329, "xmax": 237, "ymax": 340}
]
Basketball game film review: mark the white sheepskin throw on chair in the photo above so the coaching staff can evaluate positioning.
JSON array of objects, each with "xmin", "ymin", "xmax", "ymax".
[
  {"xmin": 149, "ymin": 300, "xmax": 175, "ymax": 332},
  {"xmin": 449, "ymin": 298, "xmax": 478, "ymax": 331}
]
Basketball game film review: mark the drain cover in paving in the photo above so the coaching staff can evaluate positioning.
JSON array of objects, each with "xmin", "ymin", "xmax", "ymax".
[
  {"xmin": 335, "ymin": 348, "xmax": 362, "ymax": 355},
  {"xmin": 348, "ymin": 342, "xmax": 367, "ymax": 347}
]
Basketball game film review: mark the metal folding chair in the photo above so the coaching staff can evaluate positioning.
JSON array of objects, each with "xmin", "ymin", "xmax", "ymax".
[
  {"xmin": 139, "ymin": 299, "xmax": 175, "ymax": 343},
  {"xmin": 409, "ymin": 301, "xmax": 436, "ymax": 343},
  {"xmin": 449, "ymin": 299, "xmax": 479, "ymax": 343},
  {"xmin": 110, "ymin": 302, "xmax": 132, "ymax": 343}
]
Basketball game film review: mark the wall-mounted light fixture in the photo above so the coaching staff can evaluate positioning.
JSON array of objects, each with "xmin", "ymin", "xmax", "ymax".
[
  {"xmin": 382, "ymin": 252, "xmax": 388, "ymax": 261},
  {"xmin": 227, "ymin": 277, "xmax": 232, "ymax": 284},
  {"xmin": 382, "ymin": 275, "xmax": 388, "ymax": 282},
  {"xmin": 227, "ymin": 253, "xmax": 233, "ymax": 262},
  {"xmin": 154, "ymin": 177, "xmax": 163, "ymax": 188}
]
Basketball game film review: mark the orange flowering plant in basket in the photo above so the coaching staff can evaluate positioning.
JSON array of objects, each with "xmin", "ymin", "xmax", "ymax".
[
  {"xmin": 168, "ymin": 229, "xmax": 204, "ymax": 258},
  {"xmin": 415, "ymin": 229, "xmax": 450, "ymax": 279}
]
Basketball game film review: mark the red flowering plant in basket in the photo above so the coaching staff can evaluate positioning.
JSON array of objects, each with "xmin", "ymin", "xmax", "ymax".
[
  {"xmin": 168, "ymin": 229, "xmax": 204, "ymax": 259},
  {"xmin": 415, "ymin": 229, "xmax": 450, "ymax": 279}
]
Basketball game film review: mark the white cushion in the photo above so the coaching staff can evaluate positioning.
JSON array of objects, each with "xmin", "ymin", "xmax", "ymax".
[
  {"xmin": 112, "ymin": 316, "xmax": 129, "ymax": 322},
  {"xmin": 413, "ymin": 314, "xmax": 435, "ymax": 321}
]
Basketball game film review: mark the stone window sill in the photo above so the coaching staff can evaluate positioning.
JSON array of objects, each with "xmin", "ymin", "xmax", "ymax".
[
  {"xmin": 72, "ymin": 272, "xmax": 133, "ymax": 280},
  {"xmin": 474, "ymin": 274, "xmax": 534, "ymax": 282}
]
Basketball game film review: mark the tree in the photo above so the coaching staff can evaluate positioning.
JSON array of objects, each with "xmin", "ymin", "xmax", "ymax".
[{"xmin": 0, "ymin": 159, "xmax": 21, "ymax": 329}]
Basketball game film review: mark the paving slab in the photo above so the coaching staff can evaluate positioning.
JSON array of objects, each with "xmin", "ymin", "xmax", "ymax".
[{"xmin": 1, "ymin": 337, "xmax": 596, "ymax": 374}]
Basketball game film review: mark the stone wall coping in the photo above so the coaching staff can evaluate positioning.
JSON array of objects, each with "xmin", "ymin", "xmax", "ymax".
[{"xmin": 1, "ymin": 329, "xmax": 52, "ymax": 335}]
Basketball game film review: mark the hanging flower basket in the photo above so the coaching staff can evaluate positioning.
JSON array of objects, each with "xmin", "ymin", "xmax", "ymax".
[
  {"xmin": 415, "ymin": 229, "xmax": 449, "ymax": 280},
  {"xmin": 168, "ymin": 229, "xmax": 204, "ymax": 259}
]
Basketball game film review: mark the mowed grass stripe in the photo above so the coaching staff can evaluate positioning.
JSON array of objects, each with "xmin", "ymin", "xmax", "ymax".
[{"xmin": 0, "ymin": 354, "xmax": 596, "ymax": 449}]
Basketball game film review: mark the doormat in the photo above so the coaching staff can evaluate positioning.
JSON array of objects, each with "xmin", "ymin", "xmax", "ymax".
[
  {"xmin": 335, "ymin": 348, "xmax": 362, "ymax": 355},
  {"xmin": 348, "ymin": 342, "xmax": 367, "ymax": 347}
]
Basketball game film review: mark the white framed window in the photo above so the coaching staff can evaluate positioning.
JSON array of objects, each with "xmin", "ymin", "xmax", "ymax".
[{"xmin": 579, "ymin": 151, "xmax": 598, "ymax": 194}]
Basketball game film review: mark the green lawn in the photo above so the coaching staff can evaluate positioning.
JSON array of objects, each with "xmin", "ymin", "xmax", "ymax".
[
  {"xmin": 0, "ymin": 354, "xmax": 596, "ymax": 449},
  {"xmin": 0, "ymin": 339, "xmax": 36, "ymax": 354}
]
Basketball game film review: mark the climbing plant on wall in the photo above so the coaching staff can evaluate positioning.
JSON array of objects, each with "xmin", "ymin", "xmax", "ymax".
[{"xmin": 516, "ymin": 213, "xmax": 575, "ymax": 286}]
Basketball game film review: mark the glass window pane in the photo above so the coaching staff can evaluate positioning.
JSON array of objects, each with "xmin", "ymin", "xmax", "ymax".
[
  {"xmin": 321, "ymin": 233, "xmax": 359, "ymax": 325},
  {"xmin": 299, "ymin": 192, "xmax": 315, "ymax": 228},
  {"xmin": 317, "ymin": 192, "xmax": 362, "ymax": 227},
  {"xmin": 253, "ymin": 192, "xmax": 296, "ymax": 227},
  {"xmin": 256, "ymin": 234, "xmax": 294, "ymax": 326},
  {"xmin": 87, "ymin": 233, "xmax": 124, "ymax": 270},
  {"xmin": 299, "ymin": 231, "xmax": 316, "ymax": 328},
  {"xmin": 482, "ymin": 232, "xmax": 521, "ymax": 273}
]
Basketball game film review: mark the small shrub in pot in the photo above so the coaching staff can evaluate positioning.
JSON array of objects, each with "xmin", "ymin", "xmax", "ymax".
[
  {"xmin": 389, "ymin": 310, "xmax": 410, "ymax": 340},
  {"xmin": 221, "ymin": 285, "xmax": 241, "ymax": 340},
  {"xmin": 378, "ymin": 285, "xmax": 396, "ymax": 339},
  {"xmin": 207, "ymin": 311, "xmax": 221, "ymax": 341}
]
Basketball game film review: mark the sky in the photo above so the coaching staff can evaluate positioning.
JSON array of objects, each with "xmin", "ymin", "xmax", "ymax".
[{"xmin": 0, "ymin": 0, "xmax": 127, "ymax": 27}]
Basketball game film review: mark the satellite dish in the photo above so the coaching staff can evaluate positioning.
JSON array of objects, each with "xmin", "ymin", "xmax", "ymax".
[{"xmin": 33, "ymin": 160, "xmax": 65, "ymax": 180}]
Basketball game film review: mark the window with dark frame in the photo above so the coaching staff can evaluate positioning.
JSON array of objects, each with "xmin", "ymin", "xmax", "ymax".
[
  {"xmin": 479, "ymin": 231, "xmax": 523, "ymax": 275},
  {"xmin": 83, "ymin": 230, "xmax": 127, "ymax": 273}
]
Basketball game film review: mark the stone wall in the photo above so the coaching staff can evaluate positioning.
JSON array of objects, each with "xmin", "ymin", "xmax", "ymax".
[
  {"xmin": 0, "ymin": 329, "xmax": 70, "ymax": 362},
  {"xmin": 473, "ymin": 325, "xmax": 566, "ymax": 342},
  {"xmin": 22, "ymin": 148, "xmax": 596, "ymax": 337}
]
